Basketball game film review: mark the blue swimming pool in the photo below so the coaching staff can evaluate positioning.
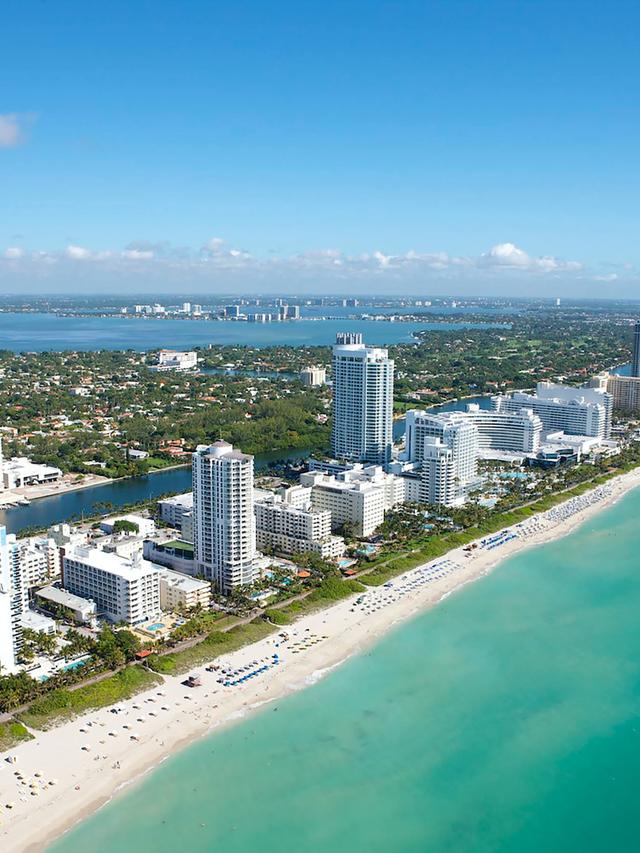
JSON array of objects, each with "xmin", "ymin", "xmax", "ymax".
[
  {"xmin": 64, "ymin": 660, "xmax": 87, "ymax": 671},
  {"xmin": 145, "ymin": 623, "xmax": 166, "ymax": 632}
]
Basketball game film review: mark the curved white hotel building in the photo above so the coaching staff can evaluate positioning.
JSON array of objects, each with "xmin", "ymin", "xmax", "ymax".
[
  {"xmin": 465, "ymin": 404, "xmax": 542, "ymax": 452},
  {"xmin": 492, "ymin": 382, "xmax": 612, "ymax": 439}
]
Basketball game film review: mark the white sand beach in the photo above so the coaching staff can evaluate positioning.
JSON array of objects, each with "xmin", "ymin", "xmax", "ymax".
[{"xmin": 2, "ymin": 468, "xmax": 640, "ymax": 853}]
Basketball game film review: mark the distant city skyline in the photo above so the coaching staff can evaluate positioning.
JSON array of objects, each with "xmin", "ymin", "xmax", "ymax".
[{"xmin": 2, "ymin": 1, "xmax": 639, "ymax": 296}]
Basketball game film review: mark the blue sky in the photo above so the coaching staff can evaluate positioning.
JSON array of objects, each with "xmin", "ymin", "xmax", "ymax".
[{"xmin": 1, "ymin": 0, "xmax": 639, "ymax": 296}]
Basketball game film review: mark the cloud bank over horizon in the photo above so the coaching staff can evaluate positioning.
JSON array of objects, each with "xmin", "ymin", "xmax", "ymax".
[{"xmin": 0, "ymin": 237, "xmax": 635, "ymax": 297}]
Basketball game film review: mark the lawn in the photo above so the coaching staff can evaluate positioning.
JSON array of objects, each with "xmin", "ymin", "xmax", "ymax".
[
  {"xmin": 273, "ymin": 576, "xmax": 366, "ymax": 620},
  {"xmin": 18, "ymin": 667, "xmax": 163, "ymax": 730},
  {"xmin": 163, "ymin": 539, "xmax": 194, "ymax": 552},
  {"xmin": 0, "ymin": 720, "xmax": 33, "ymax": 753},
  {"xmin": 147, "ymin": 619, "xmax": 277, "ymax": 675}
]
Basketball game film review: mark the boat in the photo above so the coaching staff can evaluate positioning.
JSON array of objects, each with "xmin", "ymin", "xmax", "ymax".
[{"xmin": 17, "ymin": 497, "xmax": 31, "ymax": 506}]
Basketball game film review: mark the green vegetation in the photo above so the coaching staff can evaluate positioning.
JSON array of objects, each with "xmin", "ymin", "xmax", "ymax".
[
  {"xmin": 361, "ymin": 473, "xmax": 620, "ymax": 586},
  {"xmin": 164, "ymin": 539, "xmax": 194, "ymax": 552},
  {"xmin": 18, "ymin": 667, "xmax": 162, "ymax": 730},
  {"xmin": 112, "ymin": 518, "xmax": 139, "ymax": 535},
  {"xmin": 0, "ymin": 348, "xmax": 330, "ymax": 479},
  {"xmin": 263, "ymin": 608, "xmax": 294, "ymax": 625},
  {"xmin": 274, "ymin": 576, "xmax": 366, "ymax": 620},
  {"xmin": 0, "ymin": 720, "xmax": 33, "ymax": 752},
  {"xmin": 147, "ymin": 619, "xmax": 276, "ymax": 675},
  {"xmin": 0, "ymin": 627, "xmax": 143, "ymax": 713}
]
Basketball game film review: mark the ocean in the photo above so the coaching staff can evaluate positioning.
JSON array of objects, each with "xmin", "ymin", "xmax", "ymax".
[{"xmin": 51, "ymin": 485, "xmax": 640, "ymax": 852}]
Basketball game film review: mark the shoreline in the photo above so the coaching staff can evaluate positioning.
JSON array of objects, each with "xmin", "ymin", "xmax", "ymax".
[
  {"xmin": 2, "ymin": 467, "xmax": 640, "ymax": 852},
  {"xmin": 0, "ymin": 475, "xmax": 113, "ymax": 509}
]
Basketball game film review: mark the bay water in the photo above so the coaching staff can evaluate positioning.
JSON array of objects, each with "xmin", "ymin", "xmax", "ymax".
[{"xmin": 51, "ymin": 485, "xmax": 640, "ymax": 852}]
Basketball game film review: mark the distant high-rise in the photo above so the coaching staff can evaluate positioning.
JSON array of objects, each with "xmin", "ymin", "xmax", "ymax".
[
  {"xmin": 192, "ymin": 441, "xmax": 256, "ymax": 593},
  {"xmin": 632, "ymin": 322, "xmax": 640, "ymax": 377},
  {"xmin": 331, "ymin": 334, "xmax": 394, "ymax": 465}
]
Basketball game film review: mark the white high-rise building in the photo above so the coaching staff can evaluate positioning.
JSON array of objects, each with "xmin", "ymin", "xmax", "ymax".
[
  {"xmin": 0, "ymin": 527, "xmax": 25, "ymax": 672},
  {"xmin": 404, "ymin": 411, "xmax": 479, "ymax": 506},
  {"xmin": 589, "ymin": 372, "xmax": 640, "ymax": 413},
  {"xmin": 331, "ymin": 334, "xmax": 394, "ymax": 465},
  {"xmin": 63, "ymin": 546, "xmax": 161, "ymax": 625},
  {"xmin": 492, "ymin": 382, "xmax": 612, "ymax": 439},
  {"xmin": 300, "ymin": 366, "xmax": 326, "ymax": 386},
  {"xmin": 299, "ymin": 469, "xmax": 392, "ymax": 537},
  {"xmin": 192, "ymin": 441, "xmax": 257, "ymax": 593},
  {"xmin": 254, "ymin": 490, "xmax": 345, "ymax": 560}
]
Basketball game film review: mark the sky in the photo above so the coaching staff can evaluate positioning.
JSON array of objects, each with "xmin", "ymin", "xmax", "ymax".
[{"xmin": 1, "ymin": 0, "xmax": 639, "ymax": 297}]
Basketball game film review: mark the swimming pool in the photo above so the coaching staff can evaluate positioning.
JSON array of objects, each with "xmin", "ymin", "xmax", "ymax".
[
  {"xmin": 64, "ymin": 660, "xmax": 87, "ymax": 671},
  {"xmin": 145, "ymin": 623, "xmax": 166, "ymax": 632}
]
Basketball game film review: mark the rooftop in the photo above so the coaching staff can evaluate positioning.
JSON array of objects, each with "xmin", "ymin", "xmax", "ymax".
[
  {"xmin": 65, "ymin": 545, "xmax": 160, "ymax": 580},
  {"xmin": 36, "ymin": 584, "xmax": 97, "ymax": 611}
]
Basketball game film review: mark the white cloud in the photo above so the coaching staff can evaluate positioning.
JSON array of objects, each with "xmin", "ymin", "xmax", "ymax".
[
  {"xmin": 122, "ymin": 248, "xmax": 154, "ymax": 260},
  {"xmin": 65, "ymin": 245, "xmax": 92, "ymax": 260},
  {"xmin": 204, "ymin": 236, "xmax": 225, "ymax": 253},
  {"xmin": 480, "ymin": 242, "xmax": 582, "ymax": 273},
  {"xmin": 1, "ymin": 237, "xmax": 616, "ymax": 295}
]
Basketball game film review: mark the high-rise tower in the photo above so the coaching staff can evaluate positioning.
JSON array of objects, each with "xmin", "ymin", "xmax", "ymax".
[
  {"xmin": 632, "ymin": 322, "xmax": 640, "ymax": 377},
  {"xmin": 331, "ymin": 335, "xmax": 394, "ymax": 465},
  {"xmin": 192, "ymin": 441, "xmax": 256, "ymax": 593}
]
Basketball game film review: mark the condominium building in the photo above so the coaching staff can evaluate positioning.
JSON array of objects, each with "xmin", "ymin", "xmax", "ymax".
[
  {"xmin": 404, "ymin": 411, "xmax": 479, "ymax": 506},
  {"xmin": 63, "ymin": 546, "xmax": 161, "ymax": 625},
  {"xmin": 633, "ymin": 322, "xmax": 640, "ymax": 377},
  {"xmin": 192, "ymin": 441, "xmax": 257, "ymax": 593},
  {"xmin": 300, "ymin": 366, "xmax": 327, "ymax": 386},
  {"xmin": 151, "ymin": 350, "xmax": 198, "ymax": 371},
  {"xmin": 158, "ymin": 492, "xmax": 194, "ymax": 528},
  {"xmin": 589, "ymin": 372, "xmax": 640, "ymax": 413},
  {"xmin": 331, "ymin": 334, "xmax": 394, "ymax": 465},
  {"xmin": 17, "ymin": 541, "xmax": 50, "ymax": 588},
  {"xmin": 157, "ymin": 567, "xmax": 211, "ymax": 612},
  {"xmin": 0, "ymin": 527, "xmax": 24, "ymax": 672},
  {"xmin": 299, "ymin": 470, "xmax": 387, "ymax": 537},
  {"xmin": 465, "ymin": 404, "xmax": 543, "ymax": 452},
  {"xmin": 492, "ymin": 382, "xmax": 612, "ymax": 439},
  {"xmin": 254, "ymin": 490, "xmax": 345, "ymax": 560},
  {"xmin": 2, "ymin": 457, "xmax": 62, "ymax": 489}
]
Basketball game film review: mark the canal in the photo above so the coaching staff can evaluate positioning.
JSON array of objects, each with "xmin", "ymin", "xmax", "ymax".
[{"xmin": 2, "ymin": 396, "xmax": 492, "ymax": 535}]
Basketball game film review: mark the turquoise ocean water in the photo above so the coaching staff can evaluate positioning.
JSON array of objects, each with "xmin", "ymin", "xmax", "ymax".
[{"xmin": 52, "ymin": 487, "xmax": 640, "ymax": 852}]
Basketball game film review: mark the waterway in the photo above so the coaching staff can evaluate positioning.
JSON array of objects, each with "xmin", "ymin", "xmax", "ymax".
[
  {"xmin": 1, "ymin": 397, "xmax": 492, "ymax": 535},
  {"xmin": 0, "ymin": 311, "xmax": 508, "ymax": 352}
]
